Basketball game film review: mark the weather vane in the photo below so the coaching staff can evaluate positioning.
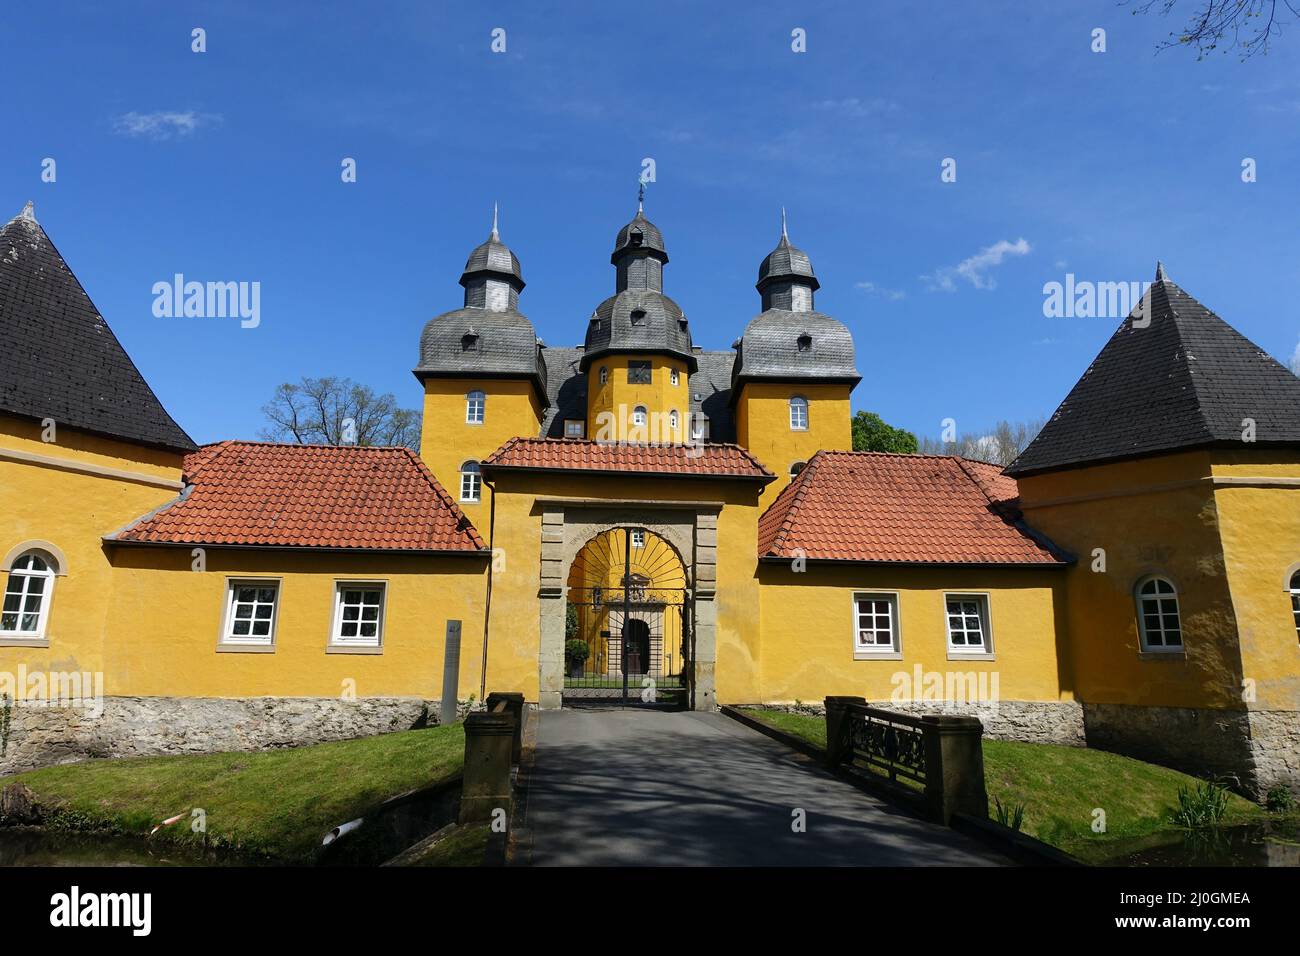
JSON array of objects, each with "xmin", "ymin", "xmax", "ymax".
[{"xmin": 637, "ymin": 179, "xmax": 645, "ymax": 213}]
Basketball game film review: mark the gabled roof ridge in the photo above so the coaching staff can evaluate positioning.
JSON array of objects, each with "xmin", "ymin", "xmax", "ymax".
[
  {"xmin": 762, "ymin": 449, "xmax": 828, "ymax": 555},
  {"xmin": 397, "ymin": 446, "xmax": 485, "ymax": 549}
]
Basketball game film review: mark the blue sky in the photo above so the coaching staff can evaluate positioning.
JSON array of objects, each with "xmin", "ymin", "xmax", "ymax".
[{"xmin": 2, "ymin": 1, "xmax": 1298, "ymax": 445}]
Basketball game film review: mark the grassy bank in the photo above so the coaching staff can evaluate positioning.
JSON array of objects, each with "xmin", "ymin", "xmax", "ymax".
[
  {"xmin": 2, "ymin": 725, "xmax": 464, "ymax": 863},
  {"xmin": 737, "ymin": 707, "xmax": 1268, "ymax": 862}
]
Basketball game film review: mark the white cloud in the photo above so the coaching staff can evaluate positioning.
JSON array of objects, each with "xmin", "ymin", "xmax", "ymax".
[
  {"xmin": 855, "ymin": 281, "xmax": 905, "ymax": 301},
  {"xmin": 113, "ymin": 111, "xmax": 219, "ymax": 140},
  {"xmin": 813, "ymin": 97, "xmax": 900, "ymax": 117},
  {"xmin": 923, "ymin": 237, "xmax": 1032, "ymax": 292}
]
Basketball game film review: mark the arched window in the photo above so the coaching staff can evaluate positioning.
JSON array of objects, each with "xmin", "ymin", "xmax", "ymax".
[
  {"xmin": 459, "ymin": 461, "xmax": 482, "ymax": 503},
  {"xmin": 668, "ymin": 409, "xmax": 679, "ymax": 430},
  {"xmin": 1290, "ymin": 570, "xmax": 1300, "ymax": 643},
  {"xmin": 790, "ymin": 461, "xmax": 806, "ymax": 478},
  {"xmin": 465, "ymin": 390, "xmax": 485, "ymax": 425},
  {"xmin": 632, "ymin": 406, "xmax": 648, "ymax": 427},
  {"xmin": 1136, "ymin": 576, "xmax": 1183, "ymax": 651},
  {"xmin": 2, "ymin": 551, "xmax": 56, "ymax": 640},
  {"xmin": 670, "ymin": 369, "xmax": 680, "ymax": 387},
  {"xmin": 599, "ymin": 366, "xmax": 608, "ymax": 385},
  {"xmin": 789, "ymin": 395, "xmax": 809, "ymax": 431}
]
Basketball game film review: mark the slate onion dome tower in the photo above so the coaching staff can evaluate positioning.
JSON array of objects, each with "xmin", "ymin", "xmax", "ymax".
[
  {"xmin": 732, "ymin": 210, "xmax": 860, "ymax": 499},
  {"xmin": 414, "ymin": 207, "xmax": 548, "ymax": 509},
  {"xmin": 581, "ymin": 193, "xmax": 696, "ymax": 443}
]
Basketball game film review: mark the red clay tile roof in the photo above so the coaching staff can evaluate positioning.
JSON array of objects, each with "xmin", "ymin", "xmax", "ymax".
[
  {"xmin": 758, "ymin": 450, "xmax": 1066, "ymax": 566},
  {"xmin": 481, "ymin": 437, "xmax": 775, "ymax": 481},
  {"xmin": 111, "ymin": 441, "xmax": 485, "ymax": 553}
]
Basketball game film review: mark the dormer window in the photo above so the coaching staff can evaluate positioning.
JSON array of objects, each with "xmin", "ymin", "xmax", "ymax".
[
  {"xmin": 630, "ymin": 309, "xmax": 647, "ymax": 326},
  {"xmin": 629, "ymin": 230, "xmax": 644, "ymax": 247},
  {"xmin": 462, "ymin": 332, "xmax": 480, "ymax": 352},
  {"xmin": 797, "ymin": 333, "xmax": 812, "ymax": 353}
]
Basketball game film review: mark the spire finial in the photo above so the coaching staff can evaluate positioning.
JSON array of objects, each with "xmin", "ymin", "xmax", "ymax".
[
  {"xmin": 490, "ymin": 202, "xmax": 499, "ymax": 240},
  {"xmin": 637, "ymin": 179, "xmax": 645, "ymax": 214},
  {"xmin": 1155, "ymin": 260, "xmax": 1167, "ymax": 282},
  {"xmin": 17, "ymin": 200, "xmax": 36, "ymax": 224},
  {"xmin": 780, "ymin": 206, "xmax": 788, "ymax": 241}
]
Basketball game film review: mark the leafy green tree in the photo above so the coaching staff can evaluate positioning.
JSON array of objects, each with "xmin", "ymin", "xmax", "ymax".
[{"xmin": 851, "ymin": 411, "xmax": 919, "ymax": 454}]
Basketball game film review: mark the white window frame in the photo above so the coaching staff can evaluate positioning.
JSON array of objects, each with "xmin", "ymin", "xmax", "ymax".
[
  {"xmin": 219, "ymin": 578, "xmax": 281, "ymax": 649},
  {"xmin": 790, "ymin": 460, "xmax": 806, "ymax": 479},
  {"xmin": 789, "ymin": 395, "xmax": 809, "ymax": 431},
  {"xmin": 459, "ymin": 461, "xmax": 482, "ymax": 503},
  {"xmin": 1, "ymin": 551, "xmax": 57, "ymax": 644},
  {"xmin": 630, "ymin": 529, "xmax": 646, "ymax": 549},
  {"xmin": 853, "ymin": 592, "xmax": 901, "ymax": 659},
  {"xmin": 599, "ymin": 366, "xmax": 608, "ymax": 385},
  {"xmin": 1290, "ymin": 569, "xmax": 1300, "ymax": 644},
  {"xmin": 466, "ymin": 390, "xmax": 485, "ymax": 425},
  {"xmin": 329, "ymin": 581, "xmax": 387, "ymax": 651},
  {"xmin": 670, "ymin": 369, "xmax": 680, "ymax": 386},
  {"xmin": 564, "ymin": 419, "xmax": 585, "ymax": 438},
  {"xmin": 944, "ymin": 593, "xmax": 993, "ymax": 657},
  {"xmin": 1135, "ymin": 575, "xmax": 1184, "ymax": 653},
  {"xmin": 668, "ymin": 409, "xmax": 679, "ymax": 431},
  {"xmin": 632, "ymin": 405, "xmax": 648, "ymax": 427},
  {"xmin": 690, "ymin": 414, "xmax": 710, "ymax": 442}
]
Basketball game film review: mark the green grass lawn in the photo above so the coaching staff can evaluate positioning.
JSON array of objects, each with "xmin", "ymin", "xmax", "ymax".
[
  {"xmin": 737, "ymin": 707, "xmax": 1268, "ymax": 862},
  {"xmin": 4, "ymin": 725, "xmax": 464, "ymax": 863}
]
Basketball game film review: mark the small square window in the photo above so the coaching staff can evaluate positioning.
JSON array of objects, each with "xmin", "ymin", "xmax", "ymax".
[
  {"xmin": 853, "ymin": 593, "xmax": 899, "ymax": 658},
  {"xmin": 630, "ymin": 530, "xmax": 645, "ymax": 548},
  {"xmin": 627, "ymin": 361, "xmax": 652, "ymax": 384},
  {"xmin": 332, "ymin": 583, "xmax": 386, "ymax": 648},
  {"xmin": 223, "ymin": 580, "xmax": 280, "ymax": 646},
  {"xmin": 945, "ymin": 594, "xmax": 991, "ymax": 655},
  {"xmin": 564, "ymin": 419, "xmax": 585, "ymax": 438}
]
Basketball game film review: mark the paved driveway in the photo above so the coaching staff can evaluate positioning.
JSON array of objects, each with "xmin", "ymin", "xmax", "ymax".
[{"xmin": 519, "ymin": 707, "xmax": 1007, "ymax": 866}]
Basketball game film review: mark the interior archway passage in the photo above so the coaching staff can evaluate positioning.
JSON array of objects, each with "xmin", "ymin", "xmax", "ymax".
[{"xmin": 564, "ymin": 528, "xmax": 690, "ymax": 704}]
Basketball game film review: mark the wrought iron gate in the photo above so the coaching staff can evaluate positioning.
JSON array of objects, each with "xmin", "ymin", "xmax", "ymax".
[{"xmin": 563, "ymin": 582, "xmax": 692, "ymax": 708}]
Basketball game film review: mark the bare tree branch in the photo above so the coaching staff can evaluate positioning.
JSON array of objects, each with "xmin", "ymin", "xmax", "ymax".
[
  {"xmin": 1128, "ymin": 0, "xmax": 1299, "ymax": 59},
  {"xmin": 259, "ymin": 376, "xmax": 422, "ymax": 451}
]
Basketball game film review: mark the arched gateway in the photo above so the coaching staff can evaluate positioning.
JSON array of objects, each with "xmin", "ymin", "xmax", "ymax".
[{"xmin": 564, "ymin": 528, "xmax": 691, "ymax": 706}]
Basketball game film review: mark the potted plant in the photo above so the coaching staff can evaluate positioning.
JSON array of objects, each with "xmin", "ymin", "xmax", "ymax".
[{"xmin": 565, "ymin": 638, "xmax": 590, "ymax": 678}]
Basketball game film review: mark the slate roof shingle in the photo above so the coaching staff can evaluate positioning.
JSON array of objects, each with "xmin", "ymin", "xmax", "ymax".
[
  {"xmin": 758, "ymin": 450, "xmax": 1067, "ymax": 565},
  {"xmin": 1007, "ymin": 272, "xmax": 1300, "ymax": 476},
  {"xmin": 481, "ymin": 437, "xmax": 774, "ymax": 481},
  {"xmin": 0, "ymin": 203, "xmax": 197, "ymax": 453},
  {"xmin": 112, "ymin": 441, "xmax": 485, "ymax": 552}
]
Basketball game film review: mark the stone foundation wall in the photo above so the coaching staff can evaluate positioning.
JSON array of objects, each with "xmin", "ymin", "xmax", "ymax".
[
  {"xmin": 1081, "ymin": 703, "xmax": 1261, "ymax": 794},
  {"xmin": 1247, "ymin": 710, "xmax": 1300, "ymax": 797},
  {"xmin": 0, "ymin": 696, "xmax": 473, "ymax": 776},
  {"xmin": 750, "ymin": 699, "xmax": 1087, "ymax": 746}
]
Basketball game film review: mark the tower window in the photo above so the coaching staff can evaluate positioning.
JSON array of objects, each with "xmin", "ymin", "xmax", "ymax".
[
  {"xmin": 632, "ymin": 406, "xmax": 648, "ymax": 427},
  {"xmin": 789, "ymin": 395, "xmax": 809, "ymax": 431},
  {"xmin": 627, "ymin": 361, "xmax": 652, "ymax": 384},
  {"xmin": 670, "ymin": 369, "xmax": 679, "ymax": 386},
  {"xmin": 459, "ymin": 461, "xmax": 482, "ymax": 503},
  {"xmin": 629, "ymin": 309, "xmax": 647, "ymax": 326},
  {"xmin": 629, "ymin": 230, "xmax": 644, "ymax": 247},
  {"xmin": 599, "ymin": 366, "xmax": 609, "ymax": 385},
  {"xmin": 790, "ymin": 461, "xmax": 806, "ymax": 478},
  {"xmin": 797, "ymin": 333, "xmax": 812, "ymax": 352},
  {"xmin": 1136, "ymin": 576, "xmax": 1182, "ymax": 651},
  {"xmin": 669, "ymin": 409, "xmax": 679, "ymax": 430},
  {"xmin": 466, "ymin": 390, "xmax": 485, "ymax": 425},
  {"xmin": 461, "ymin": 332, "xmax": 480, "ymax": 352}
]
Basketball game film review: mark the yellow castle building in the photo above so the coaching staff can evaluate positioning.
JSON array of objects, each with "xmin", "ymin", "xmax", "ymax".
[{"xmin": 1, "ymin": 200, "xmax": 1297, "ymax": 798}]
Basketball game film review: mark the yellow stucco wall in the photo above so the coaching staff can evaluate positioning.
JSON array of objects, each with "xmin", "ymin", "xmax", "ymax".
[
  {"xmin": 419, "ymin": 376, "xmax": 542, "ymax": 516},
  {"xmin": 482, "ymin": 471, "xmax": 764, "ymax": 703},
  {"xmin": 102, "ymin": 545, "xmax": 487, "ymax": 700},
  {"xmin": 1014, "ymin": 451, "xmax": 1246, "ymax": 710},
  {"xmin": 734, "ymin": 381, "xmax": 852, "ymax": 501},
  {"xmin": 756, "ymin": 563, "xmax": 1070, "ymax": 704},
  {"xmin": 1210, "ymin": 449, "xmax": 1300, "ymax": 713},
  {"xmin": 586, "ymin": 355, "xmax": 691, "ymax": 442},
  {"xmin": 0, "ymin": 414, "xmax": 183, "ymax": 678}
]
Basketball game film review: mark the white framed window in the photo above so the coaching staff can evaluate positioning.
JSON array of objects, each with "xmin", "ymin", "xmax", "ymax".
[
  {"xmin": 1290, "ymin": 570, "xmax": 1300, "ymax": 644},
  {"xmin": 632, "ymin": 405, "xmax": 647, "ymax": 427},
  {"xmin": 1, "ymin": 551, "xmax": 56, "ymax": 641},
  {"xmin": 466, "ymin": 390, "xmax": 485, "ymax": 425},
  {"xmin": 945, "ymin": 594, "xmax": 992, "ymax": 655},
  {"xmin": 1136, "ymin": 576, "xmax": 1183, "ymax": 651},
  {"xmin": 690, "ymin": 414, "xmax": 710, "ymax": 442},
  {"xmin": 331, "ymin": 582, "xmax": 386, "ymax": 648},
  {"xmin": 459, "ymin": 461, "xmax": 482, "ymax": 503},
  {"xmin": 630, "ymin": 529, "xmax": 646, "ymax": 548},
  {"xmin": 670, "ymin": 368, "xmax": 680, "ymax": 386},
  {"xmin": 789, "ymin": 395, "xmax": 809, "ymax": 431},
  {"xmin": 599, "ymin": 366, "xmax": 608, "ymax": 385},
  {"xmin": 790, "ymin": 460, "xmax": 806, "ymax": 478},
  {"xmin": 564, "ymin": 419, "xmax": 585, "ymax": 438},
  {"xmin": 668, "ymin": 409, "xmax": 679, "ymax": 431},
  {"xmin": 221, "ymin": 580, "xmax": 280, "ymax": 646},
  {"xmin": 853, "ymin": 592, "xmax": 899, "ymax": 658}
]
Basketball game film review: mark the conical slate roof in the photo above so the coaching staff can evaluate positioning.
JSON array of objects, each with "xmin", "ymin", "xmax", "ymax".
[
  {"xmin": 0, "ymin": 202, "xmax": 196, "ymax": 453},
  {"xmin": 611, "ymin": 210, "xmax": 667, "ymax": 262},
  {"xmin": 1007, "ymin": 265, "xmax": 1300, "ymax": 477}
]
